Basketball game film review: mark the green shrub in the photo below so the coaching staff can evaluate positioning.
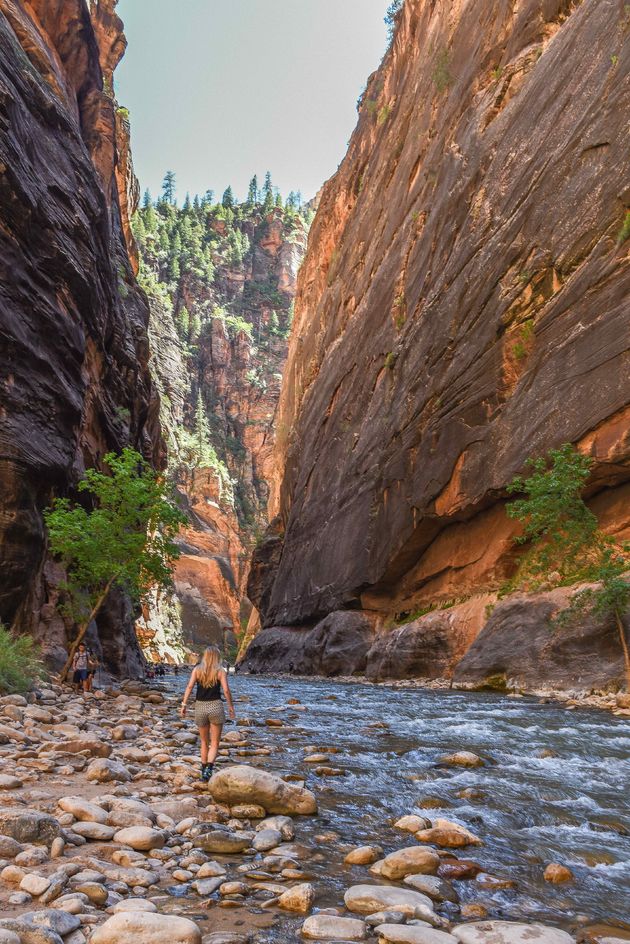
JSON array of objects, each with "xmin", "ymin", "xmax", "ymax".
[
  {"xmin": 617, "ymin": 210, "xmax": 630, "ymax": 245},
  {"xmin": 432, "ymin": 50, "xmax": 452, "ymax": 92},
  {"xmin": 0, "ymin": 624, "xmax": 43, "ymax": 693}
]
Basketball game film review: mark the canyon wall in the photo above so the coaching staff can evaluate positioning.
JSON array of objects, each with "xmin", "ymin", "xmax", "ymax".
[
  {"xmin": 244, "ymin": 0, "xmax": 630, "ymax": 690},
  {"xmin": 0, "ymin": 0, "xmax": 161, "ymax": 673},
  {"xmin": 134, "ymin": 197, "xmax": 308, "ymax": 661}
]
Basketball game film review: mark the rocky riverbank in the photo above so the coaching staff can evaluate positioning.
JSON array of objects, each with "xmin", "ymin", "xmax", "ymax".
[{"xmin": 0, "ymin": 681, "xmax": 627, "ymax": 944}]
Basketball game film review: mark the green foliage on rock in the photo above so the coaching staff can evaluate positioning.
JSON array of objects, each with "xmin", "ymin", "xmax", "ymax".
[
  {"xmin": 44, "ymin": 448, "xmax": 187, "ymax": 676},
  {"xmin": 0, "ymin": 624, "xmax": 43, "ymax": 693}
]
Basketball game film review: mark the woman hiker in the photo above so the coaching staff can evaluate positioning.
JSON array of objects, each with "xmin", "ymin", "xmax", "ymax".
[{"xmin": 181, "ymin": 646, "xmax": 236, "ymax": 782}]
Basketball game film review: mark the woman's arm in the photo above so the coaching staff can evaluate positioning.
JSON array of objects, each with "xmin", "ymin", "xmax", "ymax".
[
  {"xmin": 180, "ymin": 668, "xmax": 197, "ymax": 717},
  {"xmin": 220, "ymin": 670, "xmax": 236, "ymax": 720}
]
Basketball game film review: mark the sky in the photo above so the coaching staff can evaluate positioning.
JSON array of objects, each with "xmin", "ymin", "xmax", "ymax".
[{"xmin": 115, "ymin": 0, "xmax": 390, "ymax": 204}]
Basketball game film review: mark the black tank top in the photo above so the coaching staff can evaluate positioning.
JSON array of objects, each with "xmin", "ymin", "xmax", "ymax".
[{"xmin": 195, "ymin": 669, "xmax": 222, "ymax": 702}]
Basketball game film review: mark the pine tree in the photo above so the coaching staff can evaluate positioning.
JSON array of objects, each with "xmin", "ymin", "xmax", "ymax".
[
  {"xmin": 162, "ymin": 170, "xmax": 176, "ymax": 205},
  {"xmin": 194, "ymin": 392, "xmax": 211, "ymax": 454},
  {"xmin": 133, "ymin": 213, "xmax": 147, "ymax": 243},
  {"xmin": 189, "ymin": 310, "xmax": 202, "ymax": 341},
  {"xmin": 263, "ymin": 171, "xmax": 273, "ymax": 201},
  {"xmin": 142, "ymin": 189, "xmax": 152, "ymax": 210},
  {"xmin": 183, "ymin": 193, "xmax": 192, "ymax": 214},
  {"xmin": 203, "ymin": 189, "xmax": 215, "ymax": 207},
  {"xmin": 222, "ymin": 186, "xmax": 235, "ymax": 208},
  {"xmin": 176, "ymin": 305, "xmax": 190, "ymax": 338},
  {"xmin": 274, "ymin": 191, "xmax": 283, "ymax": 209},
  {"xmin": 247, "ymin": 175, "xmax": 259, "ymax": 205},
  {"xmin": 143, "ymin": 201, "xmax": 158, "ymax": 233},
  {"xmin": 193, "ymin": 194, "xmax": 201, "ymax": 212}
]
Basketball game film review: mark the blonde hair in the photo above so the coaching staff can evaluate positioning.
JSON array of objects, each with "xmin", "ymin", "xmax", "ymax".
[{"xmin": 197, "ymin": 646, "xmax": 222, "ymax": 687}]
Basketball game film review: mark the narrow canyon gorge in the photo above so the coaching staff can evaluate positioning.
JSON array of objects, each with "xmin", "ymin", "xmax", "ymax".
[{"xmin": 0, "ymin": 0, "xmax": 629, "ymax": 695}]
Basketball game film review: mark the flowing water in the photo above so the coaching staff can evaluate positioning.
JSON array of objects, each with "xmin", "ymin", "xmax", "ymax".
[{"xmin": 171, "ymin": 674, "xmax": 630, "ymax": 936}]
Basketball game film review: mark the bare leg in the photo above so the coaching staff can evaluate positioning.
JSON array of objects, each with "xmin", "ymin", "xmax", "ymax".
[
  {"xmin": 208, "ymin": 723, "xmax": 223, "ymax": 765},
  {"xmin": 198, "ymin": 724, "xmax": 210, "ymax": 764}
]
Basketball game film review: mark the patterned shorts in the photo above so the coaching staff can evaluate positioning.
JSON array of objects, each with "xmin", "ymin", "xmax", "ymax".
[{"xmin": 194, "ymin": 699, "xmax": 225, "ymax": 727}]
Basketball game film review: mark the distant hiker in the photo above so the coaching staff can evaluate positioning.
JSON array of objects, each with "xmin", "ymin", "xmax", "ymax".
[
  {"xmin": 180, "ymin": 646, "xmax": 236, "ymax": 782},
  {"xmin": 86, "ymin": 648, "xmax": 98, "ymax": 692},
  {"xmin": 72, "ymin": 643, "xmax": 89, "ymax": 694}
]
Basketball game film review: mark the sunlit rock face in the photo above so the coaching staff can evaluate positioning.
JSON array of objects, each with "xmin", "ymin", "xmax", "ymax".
[
  {"xmin": 0, "ymin": 0, "xmax": 161, "ymax": 673},
  {"xmin": 141, "ymin": 202, "xmax": 308, "ymax": 660},
  {"xmin": 247, "ymin": 0, "xmax": 630, "ymax": 685}
]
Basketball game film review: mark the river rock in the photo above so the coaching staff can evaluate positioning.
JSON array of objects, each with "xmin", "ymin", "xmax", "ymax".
[
  {"xmin": 439, "ymin": 752, "xmax": 484, "ymax": 768},
  {"xmin": 43, "ymin": 738, "xmax": 112, "ymax": 758},
  {"xmin": 404, "ymin": 874, "xmax": 458, "ymax": 903},
  {"xmin": 376, "ymin": 927, "xmax": 457, "ymax": 944},
  {"xmin": 0, "ymin": 775, "xmax": 23, "ymax": 790},
  {"xmin": 395, "ymin": 815, "xmax": 431, "ymax": 833},
  {"xmin": 22, "ymin": 911, "xmax": 80, "ymax": 937},
  {"xmin": 543, "ymin": 863, "xmax": 573, "ymax": 883},
  {"xmin": 345, "ymin": 844, "xmax": 383, "ymax": 864},
  {"xmin": 453, "ymin": 923, "xmax": 575, "ymax": 944},
  {"xmin": 71, "ymin": 822, "xmax": 116, "ymax": 841},
  {"xmin": 58, "ymin": 797, "xmax": 108, "ymax": 824},
  {"xmin": 195, "ymin": 829, "xmax": 252, "ymax": 854},
  {"xmin": 302, "ymin": 914, "xmax": 367, "ymax": 940},
  {"xmin": 253, "ymin": 828, "xmax": 282, "ymax": 851},
  {"xmin": 20, "ymin": 873, "xmax": 51, "ymax": 896},
  {"xmin": 345, "ymin": 885, "xmax": 435, "ymax": 919},
  {"xmin": 0, "ymin": 932, "xmax": 20, "ymax": 944},
  {"xmin": 231, "ymin": 804, "xmax": 266, "ymax": 819},
  {"xmin": 208, "ymin": 765, "xmax": 317, "ymax": 815},
  {"xmin": 257, "ymin": 815, "xmax": 296, "ymax": 840},
  {"xmin": 0, "ymin": 835, "xmax": 22, "ymax": 858},
  {"xmin": 0, "ymin": 810, "xmax": 60, "ymax": 844},
  {"xmin": 415, "ymin": 820, "xmax": 482, "ymax": 848},
  {"xmin": 277, "ymin": 882, "xmax": 315, "ymax": 913},
  {"xmin": 108, "ymin": 900, "xmax": 158, "ymax": 914},
  {"xmin": 86, "ymin": 759, "xmax": 132, "ymax": 783},
  {"xmin": 90, "ymin": 913, "xmax": 202, "ymax": 944},
  {"xmin": 113, "ymin": 827, "xmax": 165, "ymax": 851},
  {"xmin": 379, "ymin": 847, "xmax": 440, "ymax": 879}
]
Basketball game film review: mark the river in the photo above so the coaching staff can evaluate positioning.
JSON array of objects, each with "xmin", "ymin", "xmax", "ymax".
[{"xmin": 171, "ymin": 673, "xmax": 630, "ymax": 937}]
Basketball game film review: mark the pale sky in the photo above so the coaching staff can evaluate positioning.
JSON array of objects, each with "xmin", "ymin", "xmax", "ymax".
[{"xmin": 115, "ymin": 0, "xmax": 390, "ymax": 204}]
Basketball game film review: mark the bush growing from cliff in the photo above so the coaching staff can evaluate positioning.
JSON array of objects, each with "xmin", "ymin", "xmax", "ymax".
[
  {"xmin": 0, "ymin": 624, "xmax": 43, "ymax": 693},
  {"xmin": 505, "ymin": 443, "xmax": 630, "ymax": 687},
  {"xmin": 44, "ymin": 448, "xmax": 187, "ymax": 680}
]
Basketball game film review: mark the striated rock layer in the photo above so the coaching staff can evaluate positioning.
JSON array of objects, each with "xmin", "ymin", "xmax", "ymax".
[
  {"xmin": 247, "ymin": 0, "xmax": 630, "ymax": 688},
  {"xmin": 0, "ymin": 0, "xmax": 161, "ymax": 673}
]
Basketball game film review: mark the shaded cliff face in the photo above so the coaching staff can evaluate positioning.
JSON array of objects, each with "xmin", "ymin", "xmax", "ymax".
[
  {"xmin": 248, "ymin": 0, "xmax": 630, "ymax": 684},
  {"xmin": 134, "ymin": 197, "xmax": 308, "ymax": 659},
  {"xmin": 0, "ymin": 0, "xmax": 160, "ymax": 673}
]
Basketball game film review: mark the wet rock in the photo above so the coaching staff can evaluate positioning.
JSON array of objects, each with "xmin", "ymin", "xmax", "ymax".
[
  {"xmin": 277, "ymin": 882, "xmax": 315, "ymax": 913},
  {"xmin": 376, "ymin": 928, "xmax": 457, "ymax": 944},
  {"xmin": 379, "ymin": 847, "xmax": 441, "ymax": 880},
  {"xmin": 345, "ymin": 845, "xmax": 383, "ymax": 865},
  {"xmin": 192, "ymin": 876, "xmax": 224, "ymax": 896},
  {"xmin": 395, "ymin": 816, "xmax": 432, "ymax": 834},
  {"xmin": 403, "ymin": 875, "xmax": 459, "ymax": 903},
  {"xmin": 543, "ymin": 863, "xmax": 574, "ymax": 883},
  {"xmin": 195, "ymin": 829, "xmax": 252, "ymax": 854},
  {"xmin": 208, "ymin": 765, "xmax": 317, "ymax": 815},
  {"xmin": 86, "ymin": 759, "xmax": 133, "ymax": 783},
  {"xmin": 439, "ymin": 753, "xmax": 484, "ymax": 768},
  {"xmin": 301, "ymin": 914, "xmax": 367, "ymax": 940},
  {"xmin": 113, "ymin": 827, "xmax": 165, "ymax": 851},
  {"xmin": 257, "ymin": 815, "xmax": 296, "ymax": 840},
  {"xmin": 438, "ymin": 860, "xmax": 481, "ymax": 880},
  {"xmin": 415, "ymin": 820, "xmax": 482, "ymax": 848},
  {"xmin": 453, "ymin": 923, "xmax": 574, "ymax": 944},
  {"xmin": 0, "ymin": 810, "xmax": 60, "ymax": 844},
  {"xmin": 345, "ymin": 885, "xmax": 435, "ymax": 919},
  {"xmin": 90, "ymin": 913, "xmax": 202, "ymax": 944},
  {"xmin": 253, "ymin": 828, "xmax": 282, "ymax": 852}
]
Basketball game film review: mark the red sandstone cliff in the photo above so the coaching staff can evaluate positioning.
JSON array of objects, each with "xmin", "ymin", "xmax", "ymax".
[
  {"xmin": 0, "ymin": 0, "xmax": 161, "ymax": 673},
  {"xmin": 244, "ymin": 0, "xmax": 630, "ymax": 690}
]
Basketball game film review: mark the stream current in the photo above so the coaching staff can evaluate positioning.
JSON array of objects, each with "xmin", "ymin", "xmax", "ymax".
[{"xmin": 171, "ymin": 674, "xmax": 630, "ymax": 934}]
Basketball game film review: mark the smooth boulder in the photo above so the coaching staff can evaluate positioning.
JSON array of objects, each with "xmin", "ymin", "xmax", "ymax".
[
  {"xmin": 452, "ymin": 923, "xmax": 574, "ymax": 944},
  {"xmin": 90, "ymin": 913, "xmax": 202, "ymax": 944},
  {"xmin": 302, "ymin": 914, "xmax": 367, "ymax": 940},
  {"xmin": 208, "ymin": 765, "xmax": 317, "ymax": 815},
  {"xmin": 380, "ymin": 847, "xmax": 440, "ymax": 879},
  {"xmin": 113, "ymin": 827, "xmax": 165, "ymax": 851},
  {"xmin": 345, "ymin": 885, "xmax": 435, "ymax": 919},
  {"xmin": 376, "ymin": 927, "xmax": 457, "ymax": 944}
]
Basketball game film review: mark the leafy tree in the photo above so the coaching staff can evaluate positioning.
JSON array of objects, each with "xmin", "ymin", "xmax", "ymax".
[
  {"xmin": 162, "ymin": 170, "xmax": 176, "ymax": 205},
  {"xmin": 222, "ymin": 186, "xmax": 235, "ymax": 208},
  {"xmin": 44, "ymin": 449, "xmax": 186, "ymax": 680},
  {"xmin": 505, "ymin": 444, "xmax": 599, "ymax": 589},
  {"xmin": 506, "ymin": 443, "xmax": 630, "ymax": 688},
  {"xmin": 0, "ymin": 624, "xmax": 43, "ymax": 693}
]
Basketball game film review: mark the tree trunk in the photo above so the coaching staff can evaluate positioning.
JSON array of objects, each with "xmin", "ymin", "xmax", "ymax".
[
  {"xmin": 615, "ymin": 609, "xmax": 630, "ymax": 692},
  {"xmin": 59, "ymin": 578, "xmax": 115, "ymax": 682}
]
